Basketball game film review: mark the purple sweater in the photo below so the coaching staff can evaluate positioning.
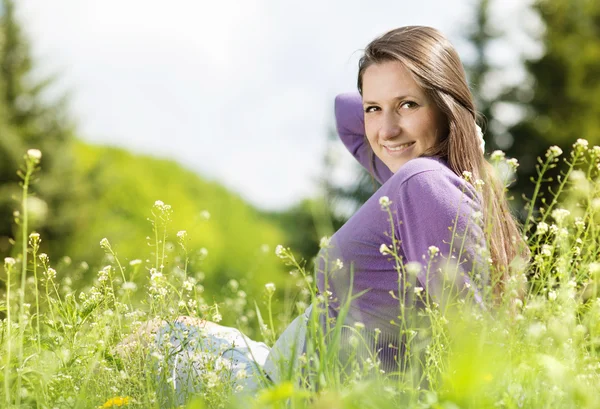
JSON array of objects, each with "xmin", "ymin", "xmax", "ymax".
[{"xmin": 315, "ymin": 93, "xmax": 487, "ymax": 370}]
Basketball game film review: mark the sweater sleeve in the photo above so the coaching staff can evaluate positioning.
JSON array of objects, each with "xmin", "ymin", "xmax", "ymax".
[
  {"xmin": 334, "ymin": 92, "xmax": 393, "ymax": 185},
  {"xmin": 393, "ymin": 169, "xmax": 486, "ymax": 304}
]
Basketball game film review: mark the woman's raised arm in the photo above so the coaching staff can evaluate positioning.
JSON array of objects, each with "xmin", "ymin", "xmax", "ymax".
[{"xmin": 334, "ymin": 92, "xmax": 393, "ymax": 185}]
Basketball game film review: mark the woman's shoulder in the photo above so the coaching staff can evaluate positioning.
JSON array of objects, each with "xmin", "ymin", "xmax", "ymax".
[{"xmin": 388, "ymin": 157, "xmax": 455, "ymax": 186}]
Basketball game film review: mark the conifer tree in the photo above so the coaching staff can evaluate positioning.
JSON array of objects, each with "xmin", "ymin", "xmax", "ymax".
[{"xmin": 0, "ymin": 0, "xmax": 78, "ymax": 257}]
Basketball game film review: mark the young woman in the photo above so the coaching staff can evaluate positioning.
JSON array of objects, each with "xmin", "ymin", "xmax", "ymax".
[{"xmin": 138, "ymin": 25, "xmax": 528, "ymax": 402}]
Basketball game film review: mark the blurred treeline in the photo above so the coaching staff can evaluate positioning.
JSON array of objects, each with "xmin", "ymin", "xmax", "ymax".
[{"xmin": 1, "ymin": 0, "xmax": 600, "ymax": 296}]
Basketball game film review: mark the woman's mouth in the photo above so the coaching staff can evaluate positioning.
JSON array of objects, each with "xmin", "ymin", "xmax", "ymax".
[{"xmin": 383, "ymin": 141, "xmax": 415, "ymax": 155}]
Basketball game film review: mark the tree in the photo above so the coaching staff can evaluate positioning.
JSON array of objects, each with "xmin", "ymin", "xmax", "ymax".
[
  {"xmin": 0, "ymin": 0, "xmax": 78, "ymax": 258},
  {"xmin": 506, "ymin": 0, "xmax": 600, "ymax": 210}
]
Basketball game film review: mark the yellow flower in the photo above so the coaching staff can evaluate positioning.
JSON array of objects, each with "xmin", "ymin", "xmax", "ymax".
[{"xmin": 100, "ymin": 396, "xmax": 130, "ymax": 408}]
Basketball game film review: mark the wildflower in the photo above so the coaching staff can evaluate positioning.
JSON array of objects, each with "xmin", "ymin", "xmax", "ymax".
[
  {"xmin": 176, "ymin": 230, "xmax": 187, "ymax": 239},
  {"xmin": 154, "ymin": 200, "xmax": 164, "ymax": 208},
  {"xmin": 574, "ymin": 217, "xmax": 585, "ymax": 230},
  {"xmin": 228, "ymin": 279, "xmax": 239, "ymax": 291},
  {"xmin": 379, "ymin": 244, "xmax": 391, "ymax": 255},
  {"xmin": 334, "ymin": 258, "xmax": 344, "ymax": 270},
  {"xmin": 379, "ymin": 196, "xmax": 391, "ymax": 210},
  {"xmin": 178, "ymin": 300, "xmax": 186, "ymax": 309},
  {"xmin": 199, "ymin": 210, "xmax": 210, "ymax": 220},
  {"xmin": 4, "ymin": 257, "xmax": 16, "ymax": 269},
  {"xmin": 574, "ymin": 138, "xmax": 589, "ymax": 151},
  {"xmin": 414, "ymin": 286, "xmax": 424, "ymax": 295},
  {"xmin": 354, "ymin": 322, "xmax": 365, "ymax": 330},
  {"xmin": 490, "ymin": 150, "xmax": 505, "ymax": 162},
  {"xmin": 199, "ymin": 248, "xmax": 208, "ymax": 258},
  {"xmin": 99, "ymin": 238, "xmax": 110, "ymax": 250},
  {"xmin": 265, "ymin": 282, "xmax": 276, "ymax": 294},
  {"xmin": 275, "ymin": 244, "xmax": 286, "ymax": 257},
  {"xmin": 183, "ymin": 278, "xmax": 194, "ymax": 291},
  {"xmin": 46, "ymin": 268, "xmax": 57, "ymax": 280},
  {"xmin": 26, "ymin": 149, "xmax": 42, "ymax": 162},
  {"xmin": 546, "ymin": 146, "xmax": 563, "ymax": 159},
  {"xmin": 548, "ymin": 291, "xmax": 557, "ymax": 301},
  {"xmin": 506, "ymin": 158, "xmax": 519, "ymax": 170},
  {"xmin": 541, "ymin": 245, "xmax": 553, "ymax": 257},
  {"xmin": 39, "ymin": 253, "xmax": 49, "ymax": 264},
  {"xmin": 98, "ymin": 266, "xmax": 111, "ymax": 283},
  {"xmin": 474, "ymin": 179, "xmax": 485, "ymax": 189},
  {"xmin": 319, "ymin": 236, "xmax": 331, "ymax": 249},
  {"xmin": 212, "ymin": 312, "xmax": 222, "ymax": 323},
  {"xmin": 536, "ymin": 222, "xmax": 549, "ymax": 235},
  {"xmin": 592, "ymin": 146, "xmax": 600, "ymax": 158},
  {"xmin": 129, "ymin": 259, "xmax": 142, "ymax": 266},
  {"xmin": 428, "ymin": 246, "xmax": 440, "ymax": 257},
  {"xmin": 551, "ymin": 208, "xmax": 570, "ymax": 225},
  {"xmin": 405, "ymin": 262, "xmax": 422, "ymax": 276},
  {"xmin": 29, "ymin": 232, "xmax": 41, "ymax": 250},
  {"xmin": 100, "ymin": 396, "xmax": 130, "ymax": 408},
  {"xmin": 462, "ymin": 171, "xmax": 473, "ymax": 181},
  {"xmin": 121, "ymin": 281, "xmax": 137, "ymax": 292}
]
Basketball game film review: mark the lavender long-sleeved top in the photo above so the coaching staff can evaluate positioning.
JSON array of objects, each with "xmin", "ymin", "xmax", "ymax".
[{"xmin": 315, "ymin": 93, "xmax": 487, "ymax": 370}]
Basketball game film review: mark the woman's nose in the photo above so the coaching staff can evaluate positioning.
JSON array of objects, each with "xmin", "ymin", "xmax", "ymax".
[{"xmin": 379, "ymin": 114, "xmax": 401, "ymax": 140}]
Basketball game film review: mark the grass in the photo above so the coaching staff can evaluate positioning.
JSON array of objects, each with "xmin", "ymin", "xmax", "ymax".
[{"xmin": 1, "ymin": 140, "xmax": 600, "ymax": 408}]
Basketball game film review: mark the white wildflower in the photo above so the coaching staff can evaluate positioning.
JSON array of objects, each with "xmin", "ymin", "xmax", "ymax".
[
  {"xmin": 490, "ymin": 150, "xmax": 505, "ymax": 161},
  {"xmin": 506, "ymin": 158, "xmax": 519, "ymax": 170},
  {"xmin": 551, "ymin": 208, "xmax": 570, "ymax": 225},
  {"xmin": 265, "ymin": 282, "xmax": 276, "ymax": 294},
  {"xmin": 122, "ymin": 281, "xmax": 137, "ymax": 291},
  {"xmin": 275, "ymin": 244, "xmax": 286, "ymax": 258},
  {"xmin": 26, "ymin": 149, "xmax": 42, "ymax": 162},
  {"xmin": 176, "ymin": 230, "xmax": 187, "ymax": 239},
  {"xmin": 536, "ymin": 222, "xmax": 549, "ymax": 235},
  {"xmin": 4, "ymin": 257, "xmax": 16, "ymax": 269},
  {"xmin": 428, "ymin": 246, "xmax": 440, "ymax": 257},
  {"xmin": 379, "ymin": 244, "xmax": 391, "ymax": 255},
  {"xmin": 379, "ymin": 196, "xmax": 391, "ymax": 210},
  {"xmin": 334, "ymin": 258, "xmax": 344, "ymax": 270},
  {"xmin": 546, "ymin": 146, "xmax": 563, "ymax": 159},
  {"xmin": 574, "ymin": 217, "xmax": 585, "ymax": 230},
  {"xmin": 129, "ymin": 259, "xmax": 142, "ymax": 266},
  {"xmin": 574, "ymin": 138, "xmax": 589, "ymax": 151},
  {"xmin": 462, "ymin": 171, "xmax": 473, "ymax": 181},
  {"xmin": 99, "ymin": 237, "xmax": 110, "ymax": 250},
  {"xmin": 414, "ymin": 286, "xmax": 424, "ymax": 295},
  {"xmin": 319, "ymin": 236, "xmax": 331, "ymax": 249},
  {"xmin": 199, "ymin": 248, "xmax": 208, "ymax": 258},
  {"xmin": 46, "ymin": 268, "xmax": 57, "ymax": 280},
  {"xmin": 183, "ymin": 278, "xmax": 195, "ymax": 292},
  {"xmin": 405, "ymin": 262, "xmax": 422, "ymax": 276},
  {"xmin": 548, "ymin": 291, "xmax": 557, "ymax": 301},
  {"xmin": 354, "ymin": 322, "xmax": 365, "ymax": 330}
]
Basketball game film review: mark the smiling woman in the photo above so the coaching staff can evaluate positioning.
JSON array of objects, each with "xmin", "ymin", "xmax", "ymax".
[{"xmin": 131, "ymin": 25, "xmax": 530, "ymax": 403}]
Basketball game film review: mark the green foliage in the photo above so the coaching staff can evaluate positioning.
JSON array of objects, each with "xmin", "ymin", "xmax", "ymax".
[
  {"xmin": 0, "ymin": 0, "xmax": 78, "ymax": 258},
  {"xmin": 65, "ymin": 141, "xmax": 289, "ymax": 308},
  {"xmin": 506, "ymin": 0, "xmax": 600, "ymax": 207},
  {"xmin": 2, "ymin": 142, "xmax": 600, "ymax": 408}
]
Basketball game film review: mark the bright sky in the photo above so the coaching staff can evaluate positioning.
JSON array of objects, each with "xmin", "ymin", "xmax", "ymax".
[{"xmin": 18, "ymin": 0, "xmax": 538, "ymax": 210}]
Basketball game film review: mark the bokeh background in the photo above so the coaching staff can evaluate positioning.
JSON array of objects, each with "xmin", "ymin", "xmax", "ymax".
[{"xmin": 1, "ymin": 0, "xmax": 598, "ymax": 302}]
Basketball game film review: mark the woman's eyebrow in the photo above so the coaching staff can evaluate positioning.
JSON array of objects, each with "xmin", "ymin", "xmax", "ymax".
[{"xmin": 362, "ymin": 95, "xmax": 416, "ymax": 105}]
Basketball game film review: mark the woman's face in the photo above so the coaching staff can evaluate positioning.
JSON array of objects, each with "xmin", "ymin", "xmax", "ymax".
[{"xmin": 361, "ymin": 60, "xmax": 446, "ymax": 173}]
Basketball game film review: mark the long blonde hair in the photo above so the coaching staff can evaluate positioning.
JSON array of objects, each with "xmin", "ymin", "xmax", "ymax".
[{"xmin": 357, "ymin": 26, "xmax": 529, "ymax": 295}]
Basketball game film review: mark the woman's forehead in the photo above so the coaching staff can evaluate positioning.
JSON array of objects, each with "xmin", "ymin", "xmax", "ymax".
[{"xmin": 361, "ymin": 61, "xmax": 425, "ymax": 102}]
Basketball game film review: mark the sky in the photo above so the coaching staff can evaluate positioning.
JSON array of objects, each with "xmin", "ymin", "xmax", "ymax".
[{"xmin": 18, "ymin": 0, "xmax": 539, "ymax": 210}]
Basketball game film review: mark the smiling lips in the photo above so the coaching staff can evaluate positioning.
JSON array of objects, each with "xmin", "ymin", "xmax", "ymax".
[{"xmin": 383, "ymin": 141, "xmax": 415, "ymax": 154}]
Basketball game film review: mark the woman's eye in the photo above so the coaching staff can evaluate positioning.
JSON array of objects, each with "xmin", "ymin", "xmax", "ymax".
[
  {"xmin": 364, "ymin": 106, "xmax": 379, "ymax": 113},
  {"xmin": 400, "ymin": 101, "xmax": 418, "ymax": 109}
]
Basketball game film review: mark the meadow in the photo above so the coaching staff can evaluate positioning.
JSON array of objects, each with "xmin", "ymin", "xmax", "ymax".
[{"xmin": 1, "ymin": 140, "xmax": 600, "ymax": 408}]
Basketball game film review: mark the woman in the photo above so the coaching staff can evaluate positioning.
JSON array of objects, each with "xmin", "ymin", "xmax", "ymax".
[{"xmin": 142, "ymin": 25, "xmax": 528, "ymax": 402}]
